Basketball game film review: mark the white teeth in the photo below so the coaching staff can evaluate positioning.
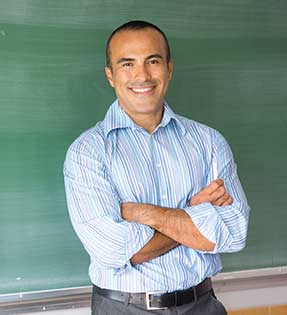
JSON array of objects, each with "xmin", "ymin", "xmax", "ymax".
[{"xmin": 131, "ymin": 87, "xmax": 153, "ymax": 93}]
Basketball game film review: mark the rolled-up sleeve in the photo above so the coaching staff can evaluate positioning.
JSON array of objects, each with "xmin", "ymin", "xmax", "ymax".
[
  {"xmin": 183, "ymin": 130, "xmax": 250, "ymax": 253},
  {"xmin": 63, "ymin": 141, "xmax": 154, "ymax": 271}
]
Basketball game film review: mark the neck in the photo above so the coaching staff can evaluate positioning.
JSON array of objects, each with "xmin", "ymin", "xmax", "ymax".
[
  {"xmin": 120, "ymin": 104, "xmax": 164, "ymax": 134},
  {"xmin": 132, "ymin": 111, "xmax": 163, "ymax": 133}
]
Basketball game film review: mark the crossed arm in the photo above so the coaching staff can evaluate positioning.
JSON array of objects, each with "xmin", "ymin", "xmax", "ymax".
[
  {"xmin": 122, "ymin": 179, "xmax": 233, "ymax": 265},
  {"xmin": 65, "ymin": 131, "xmax": 249, "ymax": 270}
]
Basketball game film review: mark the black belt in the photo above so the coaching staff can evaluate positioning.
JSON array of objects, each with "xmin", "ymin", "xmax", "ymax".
[{"xmin": 93, "ymin": 278, "xmax": 212, "ymax": 310}]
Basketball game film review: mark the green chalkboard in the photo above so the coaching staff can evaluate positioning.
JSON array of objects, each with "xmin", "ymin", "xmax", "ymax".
[{"xmin": 1, "ymin": 1, "xmax": 287, "ymax": 295}]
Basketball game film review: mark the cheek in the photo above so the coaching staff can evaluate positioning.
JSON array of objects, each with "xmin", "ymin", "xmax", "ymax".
[
  {"xmin": 155, "ymin": 68, "xmax": 171, "ymax": 82},
  {"xmin": 115, "ymin": 73, "xmax": 132, "ymax": 89},
  {"xmin": 160, "ymin": 72, "xmax": 172, "ymax": 88}
]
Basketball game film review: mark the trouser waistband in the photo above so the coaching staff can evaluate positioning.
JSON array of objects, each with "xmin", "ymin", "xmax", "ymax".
[{"xmin": 92, "ymin": 278, "xmax": 213, "ymax": 310}]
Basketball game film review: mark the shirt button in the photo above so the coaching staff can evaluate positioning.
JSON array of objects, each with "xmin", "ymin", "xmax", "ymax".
[
  {"xmin": 161, "ymin": 195, "xmax": 168, "ymax": 200},
  {"xmin": 156, "ymin": 163, "xmax": 161, "ymax": 168}
]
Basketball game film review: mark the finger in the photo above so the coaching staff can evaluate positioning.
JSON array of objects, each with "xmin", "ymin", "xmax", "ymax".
[
  {"xmin": 222, "ymin": 196, "xmax": 233, "ymax": 206},
  {"xmin": 215, "ymin": 178, "xmax": 224, "ymax": 186},
  {"xmin": 212, "ymin": 196, "xmax": 225, "ymax": 206},
  {"xmin": 190, "ymin": 193, "xmax": 212, "ymax": 206},
  {"xmin": 212, "ymin": 193, "xmax": 229, "ymax": 206},
  {"xmin": 205, "ymin": 179, "xmax": 224, "ymax": 195},
  {"xmin": 212, "ymin": 199, "xmax": 223, "ymax": 206},
  {"xmin": 210, "ymin": 186, "xmax": 226, "ymax": 201}
]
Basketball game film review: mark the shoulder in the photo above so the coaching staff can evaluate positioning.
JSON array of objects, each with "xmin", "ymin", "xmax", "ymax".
[
  {"xmin": 65, "ymin": 121, "xmax": 106, "ymax": 161},
  {"xmin": 176, "ymin": 114, "xmax": 227, "ymax": 145}
]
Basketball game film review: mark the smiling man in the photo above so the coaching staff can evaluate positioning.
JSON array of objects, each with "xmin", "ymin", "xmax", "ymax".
[
  {"xmin": 64, "ymin": 21, "xmax": 249, "ymax": 315},
  {"xmin": 104, "ymin": 26, "xmax": 173, "ymax": 133}
]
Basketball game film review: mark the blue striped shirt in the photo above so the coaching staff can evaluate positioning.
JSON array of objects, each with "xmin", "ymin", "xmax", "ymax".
[{"xmin": 63, "ymin": 100, "xmax": 249, "ymax": 293}]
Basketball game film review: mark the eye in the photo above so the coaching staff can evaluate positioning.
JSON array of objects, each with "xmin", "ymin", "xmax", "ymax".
[
  {"xmin": 122, "ymin": 62, "xmax": 133, "ymax": 67},
  {"xmin": 147, "ymin": 59, "xmax": 159, "ymax": 65}
]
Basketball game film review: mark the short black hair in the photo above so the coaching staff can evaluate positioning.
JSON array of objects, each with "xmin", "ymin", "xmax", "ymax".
[{"xmin": 106, "ymin": 20, "xmax": 171, "ymax": 68}]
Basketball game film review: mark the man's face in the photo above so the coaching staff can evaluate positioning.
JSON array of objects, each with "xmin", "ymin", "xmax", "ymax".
[{"xmin": 105, "ymin": 28, "xmax": 173, "ymax": 118}]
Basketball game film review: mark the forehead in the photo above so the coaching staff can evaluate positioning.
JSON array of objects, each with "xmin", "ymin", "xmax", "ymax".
[{"xmin": 109, "ymin": 28, "xmax": 167, "ymax": 60}]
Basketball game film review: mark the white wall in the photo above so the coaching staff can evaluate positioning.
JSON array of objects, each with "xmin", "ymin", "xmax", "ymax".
[{"xmin": 18, "ymin": 308, "xmax": 90, "ymax": 315}]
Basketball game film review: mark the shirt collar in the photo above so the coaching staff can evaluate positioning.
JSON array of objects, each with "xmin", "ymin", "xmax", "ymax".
[{"xmin": 103, "ymin": 99, "xmax": 186, "ymax": 137}]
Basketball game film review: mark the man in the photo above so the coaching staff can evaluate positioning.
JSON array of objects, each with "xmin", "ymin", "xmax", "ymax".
[{"xmin": 64, "ymin": 20, "xmax": 249, "ymax": 315}]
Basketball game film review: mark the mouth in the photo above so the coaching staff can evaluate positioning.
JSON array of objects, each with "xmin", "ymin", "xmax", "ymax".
[{"xmin": 129, "ymin": 86, "xmax": 155, "ymax": 95}]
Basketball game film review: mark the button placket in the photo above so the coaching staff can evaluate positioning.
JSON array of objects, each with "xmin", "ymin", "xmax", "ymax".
[{"xmin": 151, "ymin": 134, "xmax": 168, "ymax": 206}]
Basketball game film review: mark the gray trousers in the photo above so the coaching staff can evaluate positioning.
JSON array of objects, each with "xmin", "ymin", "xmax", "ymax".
[{"xmin": 91, "ymin": 290, "xmax": 227, "ymax": 315}]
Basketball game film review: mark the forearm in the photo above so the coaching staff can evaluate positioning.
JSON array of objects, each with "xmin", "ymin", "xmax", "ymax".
[
  {"xmin": 122, "ymin": 203, "xmax": 215, "ymax": 251},
  {"xmin": 130, "ymin": 231, "xmax": 179, "ymax": 265}
]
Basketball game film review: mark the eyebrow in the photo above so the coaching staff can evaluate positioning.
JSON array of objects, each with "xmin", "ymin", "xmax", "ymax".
[
  {"xmin": 117, "ymin": 57, "xmax": 135, "ymax": 65},
  {"xmin": 116, "ymin": 54, "xmax": 164, "ymax": 65},
  {"xmin": 147, "ymin": 54, "xmax": 164, "ymax": 60}
]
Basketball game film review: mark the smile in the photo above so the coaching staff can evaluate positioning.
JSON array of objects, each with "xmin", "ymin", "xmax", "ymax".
[{"xmin": 129, "ymin": 86, "xmax": 155, "ymax": 94}]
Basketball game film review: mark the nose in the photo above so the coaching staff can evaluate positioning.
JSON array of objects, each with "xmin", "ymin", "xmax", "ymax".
[{"xmin": 133, "ymin": 63, "xmax": 151, "ymax": 82}]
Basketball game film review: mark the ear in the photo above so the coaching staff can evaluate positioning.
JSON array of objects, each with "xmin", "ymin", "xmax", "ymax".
[
  {"xmin": 167, "ymin": 59, "xmax": 174, "ymax": 81},
  {"xmin": 105, "ymin": 66, "xmax": 115, "ymax": 88}
]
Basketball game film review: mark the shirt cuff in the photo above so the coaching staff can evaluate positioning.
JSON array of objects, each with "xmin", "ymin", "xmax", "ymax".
[{"xmin": 183, "ymin": 202, "xmax": 232, "ymax": 253}]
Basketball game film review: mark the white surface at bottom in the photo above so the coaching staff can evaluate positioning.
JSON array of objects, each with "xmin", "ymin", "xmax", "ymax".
[
  {"xmin": 217, "ymin": 285, "xmax": 287, "ymax": 310},
  {"xmin": 17, "ymin": 308, "xmax": 90, "ymax": 315}
]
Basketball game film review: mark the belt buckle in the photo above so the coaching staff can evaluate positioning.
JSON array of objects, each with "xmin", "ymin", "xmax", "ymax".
[{"xmin": 145, "ymin": 291, "xmax": 168, "ymax": 310}]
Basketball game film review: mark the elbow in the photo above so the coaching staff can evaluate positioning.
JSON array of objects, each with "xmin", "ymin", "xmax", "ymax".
[
  {"xmin": 233, "ymin": 219, "xmax": 249, "ymax": 252},
  {"xmin": 225, "ymin": 232, "xmax": 248, "ymax": 253},
  {"xmin": 92, "ymin": 253, "xmax": 123, "ymax": 269},
  {"xmin": 228, "ymin": 238, "xmax": 247, "ymax": 253},
  {"xmin": 226, "ymin": 212, "xmax": 249, "ymax": 253},
  {"xmin": 76, "ymin": 231, "xmax": 128, "ymax": 270},
  {"xmin": 88, "ymin": 245, "xmax": 129, "ymax": 269},
  {"xmin": 235, "ymin": 232, "xmax": 248, "ymax": 251}
]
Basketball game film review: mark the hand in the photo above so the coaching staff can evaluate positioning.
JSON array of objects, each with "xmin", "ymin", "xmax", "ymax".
[{"xmin": 190, "ymin": 179, "xmax": 233, "ymax": 207}]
